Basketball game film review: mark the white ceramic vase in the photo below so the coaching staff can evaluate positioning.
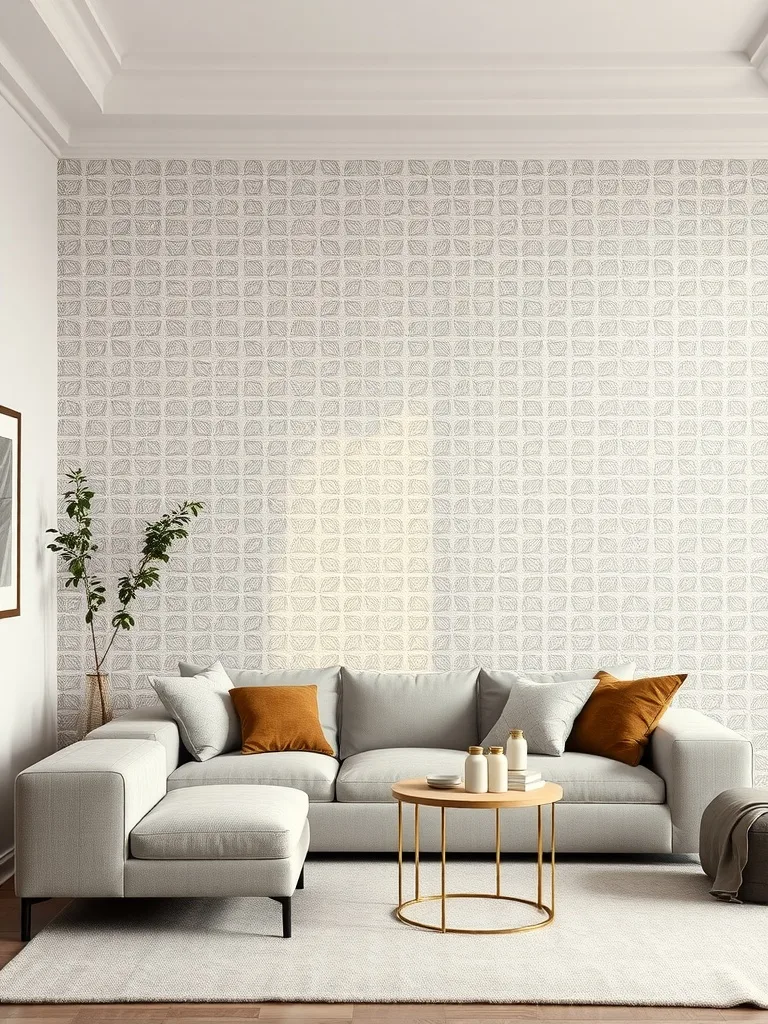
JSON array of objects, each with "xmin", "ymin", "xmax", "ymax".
[
  {"xmin": 487, "ymin": 746, "xmax": 508, "ymax": 792},
  {"xmin": 464, "ymin": 745, "xmax": 489, "ymax": 793},
  {"xmin": 506, "ymin": 729, "xmax": 528, "ymax": 771}
]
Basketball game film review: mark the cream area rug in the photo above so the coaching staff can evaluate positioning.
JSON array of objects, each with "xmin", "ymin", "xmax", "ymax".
[{"xmin": 1, "ymin": 858, "xmax": 767, "ymax": 1007}]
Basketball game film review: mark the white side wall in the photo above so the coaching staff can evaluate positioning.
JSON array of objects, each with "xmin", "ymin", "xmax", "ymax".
[{"xmin": 0, "ymin": 97, "xmax": 57, "ymax": 881}]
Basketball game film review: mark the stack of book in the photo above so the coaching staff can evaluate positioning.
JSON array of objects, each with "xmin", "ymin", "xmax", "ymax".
[{"xmin": 507, "ymin": 768, "xmax": 545, "ymax": 791}]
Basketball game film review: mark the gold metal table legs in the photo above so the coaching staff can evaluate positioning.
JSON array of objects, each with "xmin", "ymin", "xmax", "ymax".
[
  {"xmin": 395, "ymin": 800, "xmax": 556, "ymax": 935},
  {"xmin": 440, "ymin": 806, "xmax": 446, "ymax": 932},
  {"xmin": 495, "ymin": 807, "xmax": 501, "ymax": 896}
]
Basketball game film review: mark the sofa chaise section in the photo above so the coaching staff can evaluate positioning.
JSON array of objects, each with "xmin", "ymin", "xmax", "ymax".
[
  {"xmin": 15, "ymin": 738, "xmax": 309, "ymax": 939},
  {"xmin": 16, "ymin": 738, "xmax": 167, "ymax": 899}
]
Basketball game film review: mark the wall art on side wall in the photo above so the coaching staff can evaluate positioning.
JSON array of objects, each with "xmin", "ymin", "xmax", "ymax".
[{"xmin": 0, "ymin": 405, "xmax": 21, "ymax": 618}]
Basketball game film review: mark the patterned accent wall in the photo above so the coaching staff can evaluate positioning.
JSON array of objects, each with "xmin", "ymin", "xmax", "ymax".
[{"xmin": 57, "ymin": 157, "xmax": 768, "ymax": 782}]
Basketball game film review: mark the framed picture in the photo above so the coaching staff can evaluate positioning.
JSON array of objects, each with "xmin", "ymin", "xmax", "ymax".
[{"xmin": 0, "ymin": 405, "xmax": 21, "ymax": 618}]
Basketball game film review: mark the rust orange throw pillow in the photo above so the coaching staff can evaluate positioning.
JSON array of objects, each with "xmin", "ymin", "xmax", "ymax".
[
  {"xmin": 230, "ymin": 685, "xmax": 334, "ymax": 757},
  {"xmin": 567, "ymin": 671, "xmax": 687, "ymax": 766}
]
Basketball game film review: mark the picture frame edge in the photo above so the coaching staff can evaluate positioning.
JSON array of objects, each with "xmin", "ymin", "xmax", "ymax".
[{"xmin": 0, "ymin": 404, "xmax": 21, "ymax": 619}]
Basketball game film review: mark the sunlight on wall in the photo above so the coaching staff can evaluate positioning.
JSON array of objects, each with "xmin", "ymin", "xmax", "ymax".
[{"xmin": 265, "ymin": 416, "xmax": 434, "ymax": 670}]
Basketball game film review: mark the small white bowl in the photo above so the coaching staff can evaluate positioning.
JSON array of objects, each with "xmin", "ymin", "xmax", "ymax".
[{"xmin": 427, "ymin": 774, "xmax": 462, "ymax": 788}]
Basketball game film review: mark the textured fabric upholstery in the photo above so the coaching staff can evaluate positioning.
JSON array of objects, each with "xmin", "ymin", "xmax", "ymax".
[
  {"xmin": 336, "ymin": 747, "xmax": 665, "ymax": 804},
  {"xmin": 168, "ymin": 750, "xmax": 339, "ymax": 802},
  {"xmin": 15, "ymin": 739, "xmax": 166, "ymax": 898},
  {"xmin": 230, "ymin": 685, "xmax": 334, "ymax": 756},
  {"xmin": 337, "ymin": 748, "xmax": 466, "ymax": 802},
  {"xmin": 741, "ymin": 812, "xmax": 768, "ymax": 904},
  {"xmin": 307, "ymin": 802, "xmax": 671, "ymax": 853},
  {"xmin": 180, "ymin": 662, "xmax": 340, "ymax": 756},
  {"xmin": 125, "ymin": 822, "xmax": 309, "ymax": 898},
  {"xmin": 479, "ymin": 661, "xmax": 636, "ymax": 738},
  {"xmin": 525, "ymin": 662, "xmax": 636, "ymax": 685},
  {"xmin": 651, "ymin": 707, "xmax": 753, "ymax": 853},
  {"xmin": 479, "ymin": 671, "xmax": 599, "ymax": 756},
  {"xmin": 150, "ymin": 662, "xmax": 240, "ymax": 762},
  {"xmin": 339, "ymin": 668, "xmax": 479, "ymax": 757},
  {"xmin": 131, "ymin": 785, "xmax": 309, "ymax": 861},
  {"xmin": 86, "ymin": 707, "xmax": 181, "ymax": 775},
  {"xmin": 569, "ymin": 671, "xmax": 686, "ymax": 766}
]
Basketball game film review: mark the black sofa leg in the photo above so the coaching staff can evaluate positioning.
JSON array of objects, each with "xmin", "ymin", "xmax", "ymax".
[
  {"xmin": 21, "ymin": 898, "xmax": 49, "ymax": 941},
  {"xmin": 279, "ymin": 896, "xmax": 291, "ymax": 938},
  {"xmin": 270, "ymin": 895, "xmax": 292, "ymax": 938},
  {"xmin": 297, "ymin": 865, "xmax": 305, "ymax": 890},
  {"xmin": 20, "ymin": 899, "xmax": 31, "ymax": 942}
]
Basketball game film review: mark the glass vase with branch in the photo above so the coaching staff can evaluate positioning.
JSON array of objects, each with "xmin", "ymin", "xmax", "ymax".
[{"xmin": 47, "ymin": 468, "xmax": 203, "ymax": 734}]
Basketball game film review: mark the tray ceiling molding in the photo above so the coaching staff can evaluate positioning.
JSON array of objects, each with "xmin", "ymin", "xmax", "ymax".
[
  {"xmin": 0, "ymin": 36, "xmax": 69, "ymax": 154},
  {"xmin": 5, "ymin": 0, "xmax": 768, "ymax": 155},
  {"xmin": 28, "ymin": 0, "xmax": 119, "ymax": 107}
]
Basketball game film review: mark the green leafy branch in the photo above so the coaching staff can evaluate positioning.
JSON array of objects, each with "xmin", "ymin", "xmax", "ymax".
[{"xmin": 47, "ymin": 469, "xmax": 203, "ymax": 698}]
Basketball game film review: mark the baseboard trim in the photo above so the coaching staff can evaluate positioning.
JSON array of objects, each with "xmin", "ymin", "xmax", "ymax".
[{"xmin": 0, "ymin": 846, "xmax": 14, "ymax": 886}]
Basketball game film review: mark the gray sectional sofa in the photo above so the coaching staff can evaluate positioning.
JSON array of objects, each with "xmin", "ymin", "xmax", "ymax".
[{"xmin": 83, "ymin": 663, "xmax": 754, "ymax": 855}]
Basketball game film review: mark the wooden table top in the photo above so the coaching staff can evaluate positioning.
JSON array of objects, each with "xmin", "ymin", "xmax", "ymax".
[{"xmin": 391, "ymin": 778, "xmax": 563, "ymax": 809}]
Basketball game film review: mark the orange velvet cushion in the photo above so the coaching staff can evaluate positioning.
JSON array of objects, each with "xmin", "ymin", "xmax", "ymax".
[
  {"xmin": 229, "ymin": 685, "xmax": 334, "ymax": 757},
  {"xmin": 567, "ymin": 670, "xmax": 687, "ymax": 766}
]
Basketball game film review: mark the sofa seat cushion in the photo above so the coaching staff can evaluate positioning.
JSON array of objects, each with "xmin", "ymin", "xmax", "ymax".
[
  {"xmin": 167, "ymin": 750, "xmax": 338, "ymax": 802},
  {"xmin": 336, "ymin": 748, "xmax": 666, "ymax": 804},
  {"xmin": 131, "ymin": 785, "xmax": 308, "ymax": 861},
  {"xmin": 337, "ymin": 748, "xmax": 466, "ymax": 803}
]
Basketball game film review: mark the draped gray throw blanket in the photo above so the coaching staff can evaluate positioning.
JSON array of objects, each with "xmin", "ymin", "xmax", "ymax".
[{"xmin": 700, "ymin": 787, "xmax": 768, "ymax": 902}]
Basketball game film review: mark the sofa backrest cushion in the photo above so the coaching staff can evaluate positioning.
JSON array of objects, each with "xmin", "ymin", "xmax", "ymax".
[
  {"xmin": 478, "ymin": 661, "xmax": 636, "ymax": 740},
  {"xmin": 179, "ymin": 662, "xmax": 341, "ymax": 757},
  {"xmin": 340, "ymin": 668, "xmax": 480, "ymax": 758}
]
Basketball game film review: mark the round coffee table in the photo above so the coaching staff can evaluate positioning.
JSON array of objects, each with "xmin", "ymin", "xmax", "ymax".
[{"xmin": 391, "ymin": 778, "xmax": 563, "ymax": 934}]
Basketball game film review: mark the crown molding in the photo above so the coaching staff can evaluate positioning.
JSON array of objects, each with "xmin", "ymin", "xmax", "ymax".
[
  {"xmin": 119, "ymin": 50, "xmax": 746, "ymax": 73},
  {"xmin": 28, "ymin": 0, "xmax": 119, "ymax": 108},
  {"xmin": 0, "ymin": 38, "xmax": 67, "ymax": 155},
  {"xmin": 103, "ymin": 58, "xmax": 768, "ymax": 120},
  {"xmin": 62, "ymin": 113, "xmax": 768, "ymax": 158},
  {"xmin": 62, "ymin": 143, "xmax": 768, "ymax": 157},
  {"xmin": 750, "ymin": 30, "xmax": 768, "ymax": 86},
  {"xmin": 3, "ymin": 2, "xmax": 768, "ymax": 158}
]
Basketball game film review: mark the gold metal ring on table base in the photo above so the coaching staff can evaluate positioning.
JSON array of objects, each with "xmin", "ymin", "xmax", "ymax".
[{"xmin": 395, "ymin": 893, "xmax": 554, "ymax": 934}]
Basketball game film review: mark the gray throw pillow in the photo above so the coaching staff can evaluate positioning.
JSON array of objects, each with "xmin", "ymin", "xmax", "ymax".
[
  {"xmin": 179, "ymin": 662, "xmax": 341, "ymax": 756},
  {"xmin": 479, "ymin": 670, "xmax": 599, "ymax": 757},
  {"xmin": 478, "ymin": 660, "xmax": 635, "ymax": 738},
  {"xmin": 149, "ymin": 661, "xmax": 240, "ymax": 762}
]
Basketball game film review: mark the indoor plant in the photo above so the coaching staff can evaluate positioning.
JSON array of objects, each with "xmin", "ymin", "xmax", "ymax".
[{"xmin": 47, "ymin": 468, "xmax": 203, "ymax": 735}]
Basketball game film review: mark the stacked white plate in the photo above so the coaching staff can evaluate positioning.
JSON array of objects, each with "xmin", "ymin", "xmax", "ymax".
[{"xmin": 426, "ymin": 773, "xmax": 462, "ymax": 790}]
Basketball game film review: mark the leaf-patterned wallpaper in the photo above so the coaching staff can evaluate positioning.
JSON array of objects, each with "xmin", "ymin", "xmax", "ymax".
[{"xmin": 57, "ymin": 157, "xmax": 768, "ymax": 782}]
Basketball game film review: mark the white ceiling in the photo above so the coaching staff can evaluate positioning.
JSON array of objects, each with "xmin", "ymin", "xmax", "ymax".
[
  {"xmin": 97, "ymin": 0, "xmax": 766, "ymax": 56},
  {"xmin": 2, "ymin": 0, "xmax": 768, "ymax": 155}
]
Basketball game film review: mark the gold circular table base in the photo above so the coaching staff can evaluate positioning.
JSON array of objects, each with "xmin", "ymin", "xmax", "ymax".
[{"xmin": 396, "ymin": 892, "xmax": 554, "ymax": 935}]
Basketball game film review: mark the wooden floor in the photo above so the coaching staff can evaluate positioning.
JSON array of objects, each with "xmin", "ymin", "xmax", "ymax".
[{"xmin": 0, "ymin": 879, "xmax": 765, "ymax": 1024}]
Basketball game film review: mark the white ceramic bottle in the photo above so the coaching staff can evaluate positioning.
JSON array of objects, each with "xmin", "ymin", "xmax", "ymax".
[
  {"xmin": 506, "ymin": 729, "xmax": 528, "ymax": 771},
  {"xmin": 487, "ymin": 746, "xmax": 508, "ymax": 792},
  {"xmin": 464, "ymin": 745, "xmax": 489, "ymax": 793}
]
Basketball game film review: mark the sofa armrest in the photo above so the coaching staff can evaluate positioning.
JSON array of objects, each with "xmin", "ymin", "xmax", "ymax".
[
  {"xmin": 650, "ymin": 708, "xmax": 753, "ymax": 854},
  {"xmin": 87, "ymin": 707, "xmax": 180, "ymax": 775},
  {"xmin": 15, "ymin": 739, "xmax": 166, "ymax": 898}
]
